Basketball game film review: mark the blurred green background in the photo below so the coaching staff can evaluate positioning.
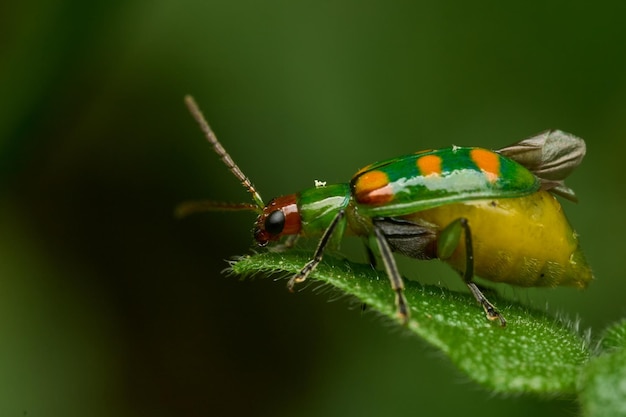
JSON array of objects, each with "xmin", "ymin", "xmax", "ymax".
[{"xmin": 2, "ymin": 1, "xmax": 626, "ymax": 416}]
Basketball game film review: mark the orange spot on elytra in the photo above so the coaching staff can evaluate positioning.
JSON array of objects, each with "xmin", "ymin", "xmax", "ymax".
[
  {"xmin": 471, "ymin": 148, "xmax": 500, "ymax": 182},
  {"xmin": 417, "ymin": 154, "xmax": 442, "ymax": 176},
  {"xmin": 354, "ymin": 170, "xmax": 394, "ymax": 205}
]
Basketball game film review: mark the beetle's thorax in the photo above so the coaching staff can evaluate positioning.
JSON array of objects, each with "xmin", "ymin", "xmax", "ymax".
[{"xmin": 254, "ymin": 184, "xmax": 353, "ymax": 246}]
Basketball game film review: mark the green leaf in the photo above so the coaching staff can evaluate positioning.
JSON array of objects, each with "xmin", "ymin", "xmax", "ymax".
[
  {"xmin": 231, "ymin": 251, "xmax": 590, "ymax": 395},
  {"xmin": 579, "ymin": 320, "xmax": 626, "ymax": 417}
]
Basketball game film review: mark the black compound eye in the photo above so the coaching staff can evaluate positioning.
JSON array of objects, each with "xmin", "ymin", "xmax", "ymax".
[{"xmin": 264, "ymin": 210, "xmax": 285, "ymax": 235}]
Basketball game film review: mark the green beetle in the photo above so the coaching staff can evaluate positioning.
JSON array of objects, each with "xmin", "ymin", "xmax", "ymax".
[{"xmin": 179, "ymin": 96, "xmax": 593, "ymax": 326}]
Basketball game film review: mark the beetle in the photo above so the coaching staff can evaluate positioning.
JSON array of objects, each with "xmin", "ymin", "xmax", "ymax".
[{"xmin": 179, "ymin": 95, "xmax": 593, "ymax": 326}]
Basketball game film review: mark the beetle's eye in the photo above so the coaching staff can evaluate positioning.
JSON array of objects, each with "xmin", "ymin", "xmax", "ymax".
[{"xmin": 265, "ymin": 210, "xmax": 285, "ymax": 235}]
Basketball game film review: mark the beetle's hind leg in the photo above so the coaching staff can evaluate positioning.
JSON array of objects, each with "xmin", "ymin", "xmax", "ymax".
[{"xmin": 439, "ymin": 218, "xmax": 507, "ymax": 327}]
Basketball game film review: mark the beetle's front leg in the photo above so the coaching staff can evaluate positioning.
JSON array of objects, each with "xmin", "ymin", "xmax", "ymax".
[
  {"xmin": 268, "ymin": 235, "xmax": 299, "ymax": 253},
  {"xmin": 438, "ymin": 218, "xmax": 507, "ymax": 327},
  {"xmin": 287, "ymin": 210, "xmax": 345, "ymax": 291}
]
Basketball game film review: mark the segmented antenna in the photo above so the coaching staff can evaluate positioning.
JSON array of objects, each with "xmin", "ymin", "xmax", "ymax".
[
  {"xmin": 174, "ymin": 200, "xmax": 259, "ymax": 219},
  {"xmin": 184, "ymin": 95, "xmax": 265, "ymax": 209}
]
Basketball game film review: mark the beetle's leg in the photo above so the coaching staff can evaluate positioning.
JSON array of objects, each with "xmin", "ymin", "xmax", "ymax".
[
  {"xmin": 287, "ymin": 210, "xmax": 345, "ymax": 290},
  {"xmin": 373, "ymin": 225, "xmax": 409, "ymax": 324},
  {"xmin": 358, "ymin": 240, "xmax": 378, "ymax": 313},
  {"xmin": 269, "ymin": 235, "xmax": 299, "ymax": 253},
  {"xmin": 363, "ymin": 240, "xmax": 377, "ymax": 268},
  {"xmin": 439, "ymin": 218, "xmax": 506, "ymax": 327}
]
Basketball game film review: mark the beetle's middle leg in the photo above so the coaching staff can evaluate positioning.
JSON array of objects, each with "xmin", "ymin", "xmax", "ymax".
[
  {"xmin": 372, "ymin": 225, "xmax": 410, "ymax": 324},
  {"xmin": 439, "ymin": 218, "xmax": 507, "ymax": 327}
]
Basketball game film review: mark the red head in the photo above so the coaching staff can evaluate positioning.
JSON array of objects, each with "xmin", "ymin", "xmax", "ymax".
[{"xmin": 253, "ymin": 194, "xmax": 301, "ymax": 246}]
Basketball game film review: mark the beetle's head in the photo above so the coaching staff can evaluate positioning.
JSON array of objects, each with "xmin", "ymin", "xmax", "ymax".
[{"xmin": 254, "ymin": 194, "xmax": 301, "ymax": 246}]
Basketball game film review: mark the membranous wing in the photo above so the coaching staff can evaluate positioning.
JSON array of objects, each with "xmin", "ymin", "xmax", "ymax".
[{"xmin": 497, "ymin": 130, "xmax": 586, "ymax": 202}]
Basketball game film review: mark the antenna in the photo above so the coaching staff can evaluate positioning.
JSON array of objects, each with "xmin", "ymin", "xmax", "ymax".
[
  {"xmin": 174, "ymin": 200, "xmax": 259, "ymax": 219},
  {"xmin": 184, "ymin": 95, "xmax": 265, "ymax": 209}
]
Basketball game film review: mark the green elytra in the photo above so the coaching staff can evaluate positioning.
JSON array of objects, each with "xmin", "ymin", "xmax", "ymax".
[{"xmin": 179, "ymin": 95, "xmax": 593, "ymax": 326}]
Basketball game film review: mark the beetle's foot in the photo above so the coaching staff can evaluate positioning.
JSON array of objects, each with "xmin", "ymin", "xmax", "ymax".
[
  {"xmin": 397, "ymin": 311, "xmax": 409, "ymax": 325},
  {"xmin": 484, "ymin": 304, "xmax": 507, "ymax": 327},
  {"xmin": 467, "ymin": 282, "xmax": 506, "ymax": 327},
  {"xmin": 287, "ymin": 272, "xmax": 307, "ymax": 292},
  {"xmin": 395, "ymin": 290, "xmax": 410, "ymax": 325},
  {"xmin": 269, "ymin": 236, "xmax": 299, "ymax": 253},
  {"xmin": 268, "ymin": 244, "xmax": 289, "ymax": 253}
]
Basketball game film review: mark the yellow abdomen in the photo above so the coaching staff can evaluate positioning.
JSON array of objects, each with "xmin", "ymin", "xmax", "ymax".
[{"xmin": 409, "ymin": 191, "xmax": 593, "ymax": 288}]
